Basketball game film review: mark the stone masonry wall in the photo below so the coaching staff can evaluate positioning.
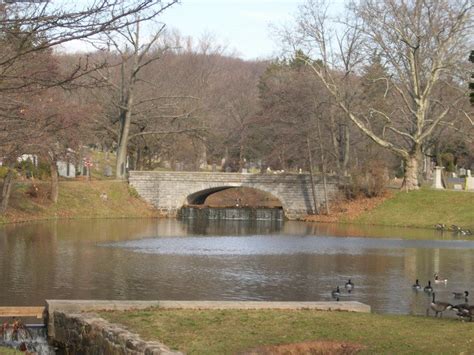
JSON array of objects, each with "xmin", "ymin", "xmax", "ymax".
[
  {"xmin": 52, "ymin": 311, "xmax": 180, "ymax": 355},
  {"xmin": 129, "ymin": 171, "xmax": 340, "ymax": 220}
]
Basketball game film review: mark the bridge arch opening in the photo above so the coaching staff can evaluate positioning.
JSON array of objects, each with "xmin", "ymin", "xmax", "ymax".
[{"xmin": 185, "ymin": 187, "xmax": 283, "ymax": 209}]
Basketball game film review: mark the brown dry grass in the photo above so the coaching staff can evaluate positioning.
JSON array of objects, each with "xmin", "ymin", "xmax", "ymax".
[
  {"xmin": 304, "ymin": 192, "xmax": 392, "ymax": 223},
  {"xmin": 242, "ymin": 340, "xmax": 365, "ymax": 354}
]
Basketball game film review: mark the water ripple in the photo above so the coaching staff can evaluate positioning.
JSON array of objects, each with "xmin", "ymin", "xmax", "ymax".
[{"xmin": 100, "ymin": 235, "xmax": 474, "ymax": 256}]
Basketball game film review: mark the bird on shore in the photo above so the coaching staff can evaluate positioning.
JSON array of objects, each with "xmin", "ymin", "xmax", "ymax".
[
  {"xmin": 424, "ymin": 281, "xmax": 433, "ymax": 293},
  {"xmin": 435, "ymin": 224, "xmax": 446, "ymax": 231},
  {"xmin": 451, "ymin": 225, "xmax": 461, "ymax": 232},
  {"xmin": 452, "ymin": 304, "xmax": 474, "ymax": 321},
  {"xmin": 345, "ymin": 279, "xmax": 354, "ymax": 293},
  {"xmin": 412, "ymin": 279, "xmax": 422, "ymax": 290},
  {"xmin": 331, "ymin": 286, "xmax": 341, "ymax": 300},
  {"xmin": 434, "ymin": 273, "xmax": 448, "ymax": 284},
  {"xmin": 452, "ymin": 291, "xmax": 469, "ymax": 299},
  {"xmin": 430, "ymin": 292, "xmax": 452, "ymax": 318}
]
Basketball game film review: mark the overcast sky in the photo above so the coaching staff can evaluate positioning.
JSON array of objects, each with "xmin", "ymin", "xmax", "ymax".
[
  {"xmin": 159, "ymin": 1, "xmax": 299, "ymax": 60},
  {"xmin": 55, "ymin": 0, "xmax": 345, "ymax": 59}
]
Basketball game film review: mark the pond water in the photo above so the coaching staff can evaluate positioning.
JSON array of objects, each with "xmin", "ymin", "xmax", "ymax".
[{"xmin": 1, "ymin": 218, "xmax": 473, "ymax": 315}]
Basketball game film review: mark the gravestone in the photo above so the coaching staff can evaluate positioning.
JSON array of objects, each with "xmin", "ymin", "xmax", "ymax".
[
  {"xmin": 459, "ymin": 168, "xmax": 466, "ymax": 176},
  {"xmin": 466, "ymin": 177, "xmax": 474, "ymax": 190},
  {"xmin": 104, "ymin": 165, "xmax": 113, "ymax": 177},
  {"xmin": 432, "ymin": 166, "xmax": 444, "ymax": 189},
  {"xmin": 57, "ymin": 161, "xmax": 76, "ymax": 178}
]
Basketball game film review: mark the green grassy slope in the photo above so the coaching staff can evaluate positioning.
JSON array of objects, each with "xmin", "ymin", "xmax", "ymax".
[
  {"xmin": 101, "ymin": 309, "xmax": 474, "ymax": 354},
  {"xmin": 352, "ymin": 189, "xmax": 474, "ymax": 229},
  {"xmin": 0, "ymin": 180, "xmax": 159, "ymax": 224}
]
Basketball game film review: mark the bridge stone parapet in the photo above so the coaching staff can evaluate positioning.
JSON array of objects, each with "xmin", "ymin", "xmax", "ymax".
[{"xmin": 128, "ymin": 171, "xmax": 341, "ymax": 220}]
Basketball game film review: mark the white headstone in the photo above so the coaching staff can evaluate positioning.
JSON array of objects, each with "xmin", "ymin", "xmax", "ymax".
[
  {"xmin": 466, "ymin": 177, "xmax": 474, "ymax": 190},
  {"xmin": 467, "ymin": 170, "xmax": 472, "ymax": 177},
  {"xmin": 57, "ymin": 161, "xmax": 76, "ymax": 178},
  {"xmin": 433, "ymin": 166, "xmax": 444, "ymax": 189}
]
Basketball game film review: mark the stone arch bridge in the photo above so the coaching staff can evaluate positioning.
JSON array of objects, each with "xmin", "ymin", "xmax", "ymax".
[{"xmin": 129, "ymin": 171, "xmax": 341, "ymax": 220}]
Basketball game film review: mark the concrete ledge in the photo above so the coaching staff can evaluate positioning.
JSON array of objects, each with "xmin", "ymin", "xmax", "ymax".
[
  {"xmin": 156, "ymin": 300, "xmax": 370, "ymax": 313},
  {"xmin": 0, "ymin": 306, "xmax": 45, "ymax": 319},
  {"xmin": 46, "ymin": 299, "xmax": 370, "ymax": 314}
]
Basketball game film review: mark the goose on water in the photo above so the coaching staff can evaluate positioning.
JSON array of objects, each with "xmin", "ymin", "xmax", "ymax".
[
  {"xmin": 412, "ymin": 279, "xmax": 422, "ymax": 290},
  {"xmin": 424, "ymin": 281, "xmax": 433, "ymax": 293},
  {"xmin": 453, "ymin": 291, "xmax": 469, "ymax": 299},
  {"xmin": 430, "ymin": 292, "xmax": 453, "ymax": 318},
  {"xmin": 345, "ymin": 279, "xmax": 354, "ymax": 293},
  {"xmin": 434, "ymin": 273, "xmax": 447, "ymax": 284}
]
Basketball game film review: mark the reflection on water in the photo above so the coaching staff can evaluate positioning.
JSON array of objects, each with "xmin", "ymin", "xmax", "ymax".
[{"xmin": 1, "ymin": 218, "xmax": 473, "ymax": 316}]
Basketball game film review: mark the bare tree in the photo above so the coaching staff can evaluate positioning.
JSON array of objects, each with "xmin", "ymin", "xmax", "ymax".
[
  {"xmin": 281, "ymin": 0, "xmax": 473, "ymax": 189},
  {"xmin": 0, "ymin": 0, "xmax": 179, "ymax": 213}
]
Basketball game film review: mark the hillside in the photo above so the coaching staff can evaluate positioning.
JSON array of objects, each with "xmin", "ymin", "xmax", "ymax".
[{"xmin": 0, "ymin": 180, "xmax": 160, "ymax": 224}]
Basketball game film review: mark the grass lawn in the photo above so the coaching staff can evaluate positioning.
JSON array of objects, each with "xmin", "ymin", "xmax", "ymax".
[
  {"xmin": 351, "ymin": 188, "xmax": 474, "ymax": 229},
  {"xmin": 100, "ymin": 309, "xmax": 474, "ymax": 354},
  {"xmin": 0, "ymin": 180, "xmax": 159, "ymax": 224},
  {"xmin": 0, "ymin": 347, "xmax": 20, "ymax": 354}
]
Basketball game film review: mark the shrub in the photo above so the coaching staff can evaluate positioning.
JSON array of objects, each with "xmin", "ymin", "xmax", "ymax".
[
  {"xmin": 441, "ymin": 152, "xmax": 455, "ymax": 172},
  {"xmin": 128, "ymin": 185, "xmax": 139, "ymax": 198},
  {"xmin": 0, "ymin": 166, "xmax": 9, "ymax": 179},
  {"xmin": 16, "ymin": 160, "xmax": 51, "ymax": 180},
  {"xmin": 0, "ymin": 167, "xmax": 19, "ymax": 179},
  {"xmin": 346, "ymin": 161, "xmax": 389, "ymax": 198}
]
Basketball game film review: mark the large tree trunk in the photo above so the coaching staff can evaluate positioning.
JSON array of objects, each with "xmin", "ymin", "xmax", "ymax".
[
  {"xmin": 50, "ymin": 160, "xmax": 59, "ymax": 203},
  {"xmin": 116, "ymin": 107, "xmax": 133, "ymax": 179},
  {"xmin": 0, "ymin": 168, "xmax": 14, "ymax": 215},
  {"xmin": 306, "ymin": 137, "xmax": 319, "ymax": 215},
  {"xmin": 317, "ymin": 119, "xmax": 330, "ymax": 214},
  {"xmin": 402, "ymin": 145, "xmax": 422, "ymax": 191},
  {"xmin": 341, "ymin": 123, "xmax": 350, "ymax": 176}
]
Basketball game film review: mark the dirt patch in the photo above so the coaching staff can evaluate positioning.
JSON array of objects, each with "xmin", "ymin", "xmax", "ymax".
[
  {"xmin": 304, "ymin": 192, "xmax": 392, "ymax": 223},
  {"xmin": 204, "ymin": 187, "xmax": 282, "ymax": 208},
  {"xmin": 242, "ymin": 340, "xmax": 366, "ymax": 354}
]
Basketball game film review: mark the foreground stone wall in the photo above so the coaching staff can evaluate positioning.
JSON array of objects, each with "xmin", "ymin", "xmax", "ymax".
[
  {"xmin": 46, "ymin": 300, "xmax": 370, "ymax": 354},
  {"xmin": 129, "ymin": 171, "xmax": 340, "ymax": 220},
  {"xmin": 52, "ymin": 311, "xmax": 180, "ymax": 355}
]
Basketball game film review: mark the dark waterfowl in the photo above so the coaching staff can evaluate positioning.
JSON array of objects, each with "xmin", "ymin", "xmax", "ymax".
[
  {"xmin": 451, "ymin": 225, "xmax": 461, "ymax": 232},
  {"xmin": 331, "ymin": 286, "xmax": 341, "ymax": 299},
  {"xmin": 434, "ymin": 273, "xmax": 447, "ymax": 284},
  {"xmin": 430, "ymin": 292, "xmax": 452, "ymax": 317},
  {"xmin": 452, "ymin": 291, "xmax": 469, "ymax": 299},
  {"xmin": 345, "ymin": 279, "xmax": 354, "ymax": 293},
  {"xmin": 453, "ymin": 304, "xmax": 474, "ymax": 321},
  {"xmin": 412, "ymin": 279, "xmax": 422, "ymax": 290},
  {"xmin": 424, "ymin": 281, "xmax": 433, "ymax": 293}
]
